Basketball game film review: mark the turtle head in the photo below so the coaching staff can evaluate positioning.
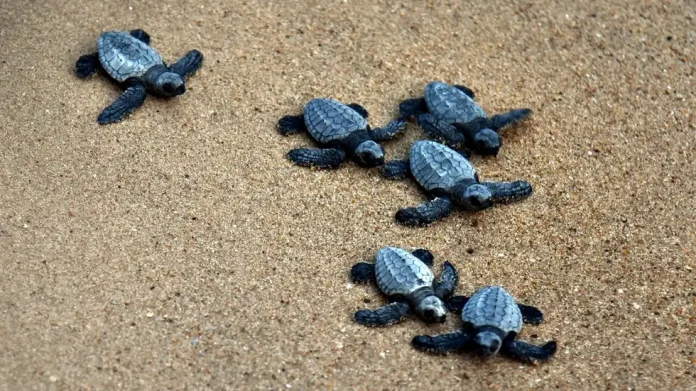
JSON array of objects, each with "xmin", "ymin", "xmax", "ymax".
[
  {"xmin": 454, "ymin": 183, "xmax": 493, "ymax": 211},
  {"xmin": 154, "ymin": 71, "xmax": 186, "ymax": 97},
  {"xmin": 353, "ymin": 140, "xmax": 385, "ymax": 167},
  {"xmin": 416, "ymin": 296, "xmax": 447, "ymax": 324},
  {"xmin": 474, "ymin": 330, "xmax": 503, "ymax": 358},
  {"xmin": 472, "ymin": 128, "xmax": 501, "ymax": 156}
]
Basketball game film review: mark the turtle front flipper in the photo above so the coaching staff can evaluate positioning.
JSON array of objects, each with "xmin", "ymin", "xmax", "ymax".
[
  {"xmin": 170, "ymin": 50, "xmax": 204, "ymax": 79},
  {"xmin": 446, "ymin": 295, "xmax": 469, "ymax": 312},
  {"xmin": 354, "ymin": 301, "xmax": 411, "ymax": 327},
  {"xmin": 434, "ymin": 261, "xmax": 458, "ymax": 299},
  {"xmin": 399, "ymin": 97, "xmax": 427, "ymax": 118},
  {"xmin": 97, "ymin": 79, "xmax": 147, "ymax": 125},
  {"xmin": 381, "ymin": 159, "xmax": 410, "ymax": 180},
  {"xmin": 369, "ymin": 118, "xmax": 406, "ymax": 141},
  {"xmin": 453, "ymin": 85, "xmax": 475, "ymax": 99},
  {"xmin": 288, "ymin": 148, "xmax": 346, "ymax": 169},
  {"xmin": 410, "ymin": 249, "xmax": 434, "ymax": 267},
  {"xmin": 411, "ymin": 330, "xmax": 472, "ymax": 354},
  {"xmin": 129, "ymin": 29, "xmax": 151, "ymax": 45},
  {"xmin": 351, "ymin": 262, "xmax": 375, "ymax": 284},
  {"xmin": 278, "ymin": 114, "xmax": 306, "ymax": 135},
  {"xmin": 395, "ymin": 197, "xmax": 454, "ymax": 227},
  {"xmin": 482, "ymin": 181, "xmax": 533, "ymax": 203},
  {"xmin": 417, "ymin": 114, "xmax": 466, "ymax": 148},
  {"xmin": 490, "ymin": 108, "xmax": 533, "ymax": 132},
  {"xmin": 518, "ymin": 303, "xmax": 544, "ymax": 325},
  {"xmin": 503, "ymin": 340, "xmax": 557, "ymax": 363},
  {"xmin": 347, "ymin": 103, "xmax": 369, "ymax": 118},
  {"xmin": 76, "ymin": 53, "xmax": 100, "ymax": 78}
]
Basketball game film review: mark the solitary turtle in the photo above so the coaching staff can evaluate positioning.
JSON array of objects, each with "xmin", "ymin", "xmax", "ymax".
[
  {"xmin": 278, "ymin": 98, "xmax": 405, "ymax": 169},
  {"xmin": 412, "ymin": 286, "xmax": 557, "ymax": 363},
  {"xmin": 75, "ymin": 29, "xmax": 203, "ymax": 124},
  {"xmin": 382, "ymin": 140, "xmax": 532, "ymax": 227},
  {"xmin": 399, "ymin": 81, "xmax": 533, "ymax": 156},
  {"xmin": 350, "ymin": 247, "xmax": 458, "ymax": 326}
]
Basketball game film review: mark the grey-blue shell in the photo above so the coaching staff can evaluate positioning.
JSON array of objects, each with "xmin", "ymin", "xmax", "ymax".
[
  {"xmin": 303, "ymin": 98, "xmax": 368, "ymax": 144},
  {"xmin": 425, "ymin": 81, "xmax": 487, "ymax": 124},
  {"xmin": 98, "ymin": 31, "xmax": 163, "ymax": 83},
  {"xmin": 375, "ymin": 247, "xmax": 433, "ymax": 296},
  {"xmin": 462, "ymin": 286, "xmax": 522, "ymax": 335},
  {"xmin": 410, "ymin": 140, "xmax": 477, "ymax": 193}
]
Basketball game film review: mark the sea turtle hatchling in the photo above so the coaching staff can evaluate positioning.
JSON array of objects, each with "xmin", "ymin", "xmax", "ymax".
[
  {"xmin": 412, "ymin": 286, "xmax": 557, "ymax": 363},
  {"xmin": 382, "ymin": 140, "xmax": 533, "ymax": 227},
  {"xmin": 350, "ymin": 247, "xmax": 458, "ymax": 326},
  {"xmin": 400, "ymin": 81, "xmax": 533, "ymax": 156},
  {"xmin": 278, "ymin": 98, "xmax": 406, "ymax": 169},
  {"xmin": 75, "ymin": 29, "xmax": 203, "ymax": 124}
]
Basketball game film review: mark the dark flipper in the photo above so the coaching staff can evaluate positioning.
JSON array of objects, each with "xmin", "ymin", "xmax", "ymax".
[
  {"xmin": 411, "ymin": 249, "xmax": 434, "ymax": 267},
  {"xmin": 348, "ymin": 103, "xmax": 369, "ymax": 118},
  {"xmin": 97, "ymin": 79, "xmax": 147, "ymax": 125},
  {"xmin": 399, "ymin": 97, "xmax": 427, "ymax": 118},
  {"xmin": 170, "ymin": 50, "xmax": 204, "ymax": 79},
  {"xmin": 482, "ymin": 181, "xmax": 533, "ymax": 203},
  {"xmin": 76, "ymin": 53, "xmax": 100, "ymax": 78},
  {"xmin": 447, "ymin": 295, "xmax": 469, "ymax": 312},
  {"xmin": 503, "ymin": 340, "xmax": 557, "ymax": 363},
  {"xmin": 491, "ymin": 109, "xmax": 533, "ymax": 131},
  {"xmin": 417, "ymin": 114, "xmax": 466, "ymax": 148},
  {"xmin": 434, "ymin": 261, "xmax": 458, "ymax": 299},
  {"xmin": 381, "ymin": 159, "xmax": 410, "ymax": 180},
  {"xmin": 412, "ymin": 330, "xmax": 472, "ymax": 354},
  {"xmin": 395, "ymin": 197, "xmax": 454, "ymax": 227},
  {"xmin": 453, "ymin": 85, "xmax": 475, "ymax": 99},
  {"xmin": 278, "ymin": 114, "xmax": 306, "ymax": 135},
  {"xmin": 370, "ymin": 118, "xmax": 406, "ymax": 141},
  {"xmin": 354, "ymin": 301, "xmax": 411, "ymax": 327},
  {"xmin": 351, "ymin": 262, "xmax": 375, "ymax": 284},
  {"xmin": 288, "ymin": 148, "xmax": 346, "ymax": 169},
  {"xmin": 518, "ymin": 303, "xmax": 544, "ymax": 325},
  {"xmin": 129, "ymin": 29, "xmax": 151, "ymax": 44}
]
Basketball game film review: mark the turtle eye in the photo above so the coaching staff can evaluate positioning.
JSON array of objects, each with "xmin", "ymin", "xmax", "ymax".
[{"xmin": 423, "ymin": 309, "xmax": 435, "ymax": 320}]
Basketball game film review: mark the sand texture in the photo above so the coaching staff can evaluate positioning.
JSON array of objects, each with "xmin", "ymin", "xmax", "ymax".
[{"xmin": 1, "ymin": 0, "xmax": 695, "ymax": 389}]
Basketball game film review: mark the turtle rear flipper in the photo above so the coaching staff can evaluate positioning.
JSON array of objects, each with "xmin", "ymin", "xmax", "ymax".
[
  {"xmin": 170, "ymin": 50, "xmax": 204, "ymax": 79},
  {"xmin": 395, "ymin": 197, "xmax": 454, "ymax": 227},
  {"xmin": 411, "ymin": 330, "xmax": 471, "ymax": 354},
  {"xmin": 410, "ymin": 249, "xmax": 434, "ymax": 267},
  {"xmin": 503, "ymin": 340, "xmax": 557, "ymax": 363},
  {"xmin": 370, "ymin": 118, "xmax": 406, "ymax": 141},
  {"xmin": 354, "ymin": 301, "xmax": 410, "ymax": 327},
  {"xmin": 288, "ymin": 148, "xmax": 346, "ymax": 169},
  {"xmin": 399, "ymin": 97, "xmax": 427, "ymax": 118},
  {"xmin": 417, "ymin": 114, "xmax": 466, "ymax": 148},
  {"xmin": 491, "ymin": 108, "xmax": 533, "ymax": 132},
  {"xmin": 453, "ymin": 85, "xmax": 475, "ymax": 99},
  {"xmin": 381, "ymin": 159, "xmax": 410, "ymax": 180},
  {"xmin": 434, "ymin": 261, "xmax": 458, "ymax": 299},
  {"xmin": 278, "ymin": 114, "xmax": 306, "ymax": 135},
  {"xmin": 447, "ymin": 295, "xmax": 470, "ymax": 312},
  {"xmin": 347, "ymin": 103, "xmax": 369, "ymax": 118},
  {"xmin": 518, "ymin": 303, "xmax": 544, "ymax": 325},
  {"xmin": 97, "ymin": 79, "xmax": 147, "ymax": 124},
  {"xmin": 351, "ymin": 262, "xmax": 374, "ymax": 284},
  {"xmin": 129, "ymin": 29, "xmax": 151, "ymax": 45},
  {"xmin": 482, "ymin": 181, "xmax": 533, "ymax": 203},
  {"xmin": 76, "ymin": 53, "xmax": 100, "ymax": 78}
]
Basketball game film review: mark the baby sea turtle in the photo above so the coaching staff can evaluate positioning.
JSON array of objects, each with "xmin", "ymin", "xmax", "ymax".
[
  {"xmin": 382, "ymin": 140, "xmax": 532, "ymax": 227},
  {"xmin": 75, "ymin": 29, "xmax": 203, "ymax": 124},
  {"xmin": 350, "ymin": 247, "xmax": 458, "ymax": 326},
  {"xmin": 400, "ymin": 81, "xmax": 533, "ymax": 155},
  {"xmin": 412, "ymin": 286, "xmax": 557, "ymax": 363},
  {"xmin": 278, "ymin": 98, "xmax": 405, "ymax": 169}
]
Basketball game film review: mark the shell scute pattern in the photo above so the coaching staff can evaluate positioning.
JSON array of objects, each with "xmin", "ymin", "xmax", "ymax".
[
  {"xmin": 98, "ymin": 32, "xmax": 163, "ymax": 82},
  {"xmin": 462, "ymin": 286, "xmax": 522, "ymax": 334},
  {"xmin": 304, "ymin": 98, "xmax": 368, "ymax": 143},
  {"xmin": 410, "ymin": 140, "xmax": 476, "ymax": 192},
  {"xmin": 375, "ymin": 247, "xmax": 433, "ymax": 296},
  {"xmin": 425, "ymin": 82, "xmax": 487, "ymax": 124}
]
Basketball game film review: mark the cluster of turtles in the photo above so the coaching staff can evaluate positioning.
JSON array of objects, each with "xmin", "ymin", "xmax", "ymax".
[{"xmin": 76, "ymin": 30, "xmax": 556, "ymax": 364}]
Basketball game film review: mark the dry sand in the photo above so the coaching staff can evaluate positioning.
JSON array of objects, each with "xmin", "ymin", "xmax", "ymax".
[{"xmin": 1, "ymin": 0, "xmax": 695, "ymax": 389}]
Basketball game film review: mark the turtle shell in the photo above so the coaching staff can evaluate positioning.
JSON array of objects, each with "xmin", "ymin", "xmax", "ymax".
[
  {"xmin": 374, "ymin": 247, "xmax": 433, "ymax": 297},
  {"xmin": 409, "ymin": 140, "xmax": 477, "ymax": 194},
  {"xmin": 424, "ymin": 81, "xmax": 487, "ymax": 124},
  {"xmin": 303, "ymin": 98, "xmax": 368, "ymax": 144},
  {"xmin": 462, "ymin": 286, "xmax": 522, "ymax": 335},
  {"xmin": 98, "ymin": 31, "xmax": 163, "ymax": 83}
]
